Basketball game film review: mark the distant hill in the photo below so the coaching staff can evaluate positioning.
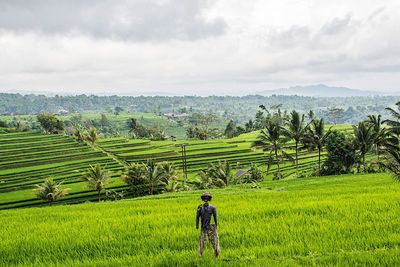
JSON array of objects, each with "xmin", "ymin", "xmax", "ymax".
[{"xmin": 255, "ymin": 84, "xmax": 395, "ymax": 97}]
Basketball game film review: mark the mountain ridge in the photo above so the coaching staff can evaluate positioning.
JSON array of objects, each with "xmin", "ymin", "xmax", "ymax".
[{"xmin": 255, "ymin": 84, "xmax": 397, "ymax": 97}]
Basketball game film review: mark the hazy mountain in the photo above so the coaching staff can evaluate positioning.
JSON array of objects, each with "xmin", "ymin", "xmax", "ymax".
[{"xmin": 255, "ymin": 84, "xmax": 395, "ymax": 97}]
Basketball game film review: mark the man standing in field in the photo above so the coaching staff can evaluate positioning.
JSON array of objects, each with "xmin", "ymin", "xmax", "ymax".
[{"xmin": 196, "ymin": 192, "xmax": 220, "ymax": 257}]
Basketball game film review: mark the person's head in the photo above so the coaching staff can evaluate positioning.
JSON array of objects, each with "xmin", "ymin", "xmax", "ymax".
[{"xmin": 201, "ymin": 192, "xmax": 212, "ymax": 202}]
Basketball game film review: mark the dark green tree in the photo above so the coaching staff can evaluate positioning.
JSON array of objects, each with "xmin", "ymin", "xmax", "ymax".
[
  {"xmin": 320, "ymin": 130, "xmax": 357, "ymax": 175},
  {"xmin": 37, "ymin": 113, "xmax": 64, "ymax": 134},
  {"xmin": 114, "ymin": 106, "xmax": 124, "ymax": 115},
  {"xmin": 224, "ymin": 120, "xmax": 237, "ymax": 138}
]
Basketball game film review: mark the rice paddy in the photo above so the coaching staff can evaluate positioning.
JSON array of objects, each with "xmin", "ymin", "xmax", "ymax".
[{"xmin": 0, "ymin": 173, "xmax": 398, "ymax": 266}]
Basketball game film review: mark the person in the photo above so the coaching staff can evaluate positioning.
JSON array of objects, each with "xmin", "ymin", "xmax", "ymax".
[{"xmin": 196, "ymin": 192, "xmax": 220, "ymax": 257}]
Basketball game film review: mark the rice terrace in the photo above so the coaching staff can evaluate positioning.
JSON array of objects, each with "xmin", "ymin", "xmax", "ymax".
[{"xmin": 1, "ymin": 1, "xmax": 400, "ymax": 266}]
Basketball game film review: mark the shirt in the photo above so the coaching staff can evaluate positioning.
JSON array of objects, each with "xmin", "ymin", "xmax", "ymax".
[{"xmin": 196, "ymin": 203, "xmax": 218, "ymax": 230}]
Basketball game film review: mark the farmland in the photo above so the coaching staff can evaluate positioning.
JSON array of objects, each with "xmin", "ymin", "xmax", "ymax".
[
  {"xmin": 0, "ymin": 125, "xmax": 356, "ymax": 209},
  {"xmin": 0, "ymin": 111, "xmax": 228, "ymax": 139},
  {"xmin": 0, "ymin": 173, "xmax": 398, "ymax": 266},
  {"xmin": 0, "ymin": 132, "xmax": 125, "ymax": 209}
]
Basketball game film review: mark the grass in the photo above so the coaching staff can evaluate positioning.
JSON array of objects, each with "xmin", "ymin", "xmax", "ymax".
[{"xmin": 0, "ymin": 173, "xmax": 398, "ymax": 266}]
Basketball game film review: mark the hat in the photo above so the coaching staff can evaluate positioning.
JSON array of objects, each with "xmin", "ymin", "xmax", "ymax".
[{"xmin": 201, "ymin": 192, "xmax": 212, "ymax": 200}]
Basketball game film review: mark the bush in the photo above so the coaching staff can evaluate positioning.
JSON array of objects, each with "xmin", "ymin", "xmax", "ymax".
[
  {"xmin": 320, "ymin": 130, "xmax": 358, "ymax": 175},
  {"xmin": 242, "ymin": 164, "xmax": 264, "ymax": 183}
]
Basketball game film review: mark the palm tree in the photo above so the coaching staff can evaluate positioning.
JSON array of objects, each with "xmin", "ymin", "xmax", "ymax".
[
  {"xmin": 254, "ymin": 118, "xmax": 290, "ymax": 175},
  {"xmin": 383, "ymin": 101, "xmax": 400, "ymax": 135},
  {"xmin": 158, "ymin": 161, "xmax": 178, "ymax": 184},
  {"xmin": 283, "ymin": 110, "xmax": 309, "ymax": 175},
  {"xmin": 34, "ymin": 178, "xmax": 69, "ymax": 205},
  {"xmin": 381, "ymin": 145, "xmax": 400, "ymax": 181},
  {"xmin": 145, "ymin": 160, "xmax": 165, "ymax": 195},
  {"xmin": 353, "ymin": 121, "xmax": 375, "ymax": 167},
  {"xmin": 208, "ymin": 160, "xmax": 232, "ymax": 186},
  {"xmin": 127, "ymin": 118, "xmax": 138, "ymax": 134},
  {"xmin": 304, "ymin": 119, "xmax": 331, "ymax": 174},
  {"xmin": 74, "ymin": 126, "xmax": 85, "ymax": 142},
  {"xmin": 122, "ymin": 162, "xmax": 148, "ymax": 196},
  {"xmin": 85, "ymin": 127, "xmax": 100, "ymax": 145},
  {"xmin": 81, "ymin": 164, "xmax": 111, "ymax": 202}
]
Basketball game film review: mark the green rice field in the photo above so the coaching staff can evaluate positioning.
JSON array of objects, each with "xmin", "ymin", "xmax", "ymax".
[
  {"xmin": 0, "ymin": 125, "xmax": 355, "ymax": 209},
  {"xmin": 0, "ymin": 173, "xmax": 398, "ymax": 266}
]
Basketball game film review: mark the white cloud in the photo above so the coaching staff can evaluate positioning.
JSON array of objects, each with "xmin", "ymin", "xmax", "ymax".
[{"xmin": 0, "ymin": 0, "xmax": 400, "ymax": 95}]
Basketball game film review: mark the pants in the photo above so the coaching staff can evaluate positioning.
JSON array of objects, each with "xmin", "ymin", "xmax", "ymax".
[{"xmin": 198, "ymin": 224, "xmax": 220, "ymax": 257}]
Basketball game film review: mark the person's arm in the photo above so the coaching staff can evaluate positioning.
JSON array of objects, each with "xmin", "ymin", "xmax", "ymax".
[
  {"xmin": 196, "ymin": 206, "xmax": 201, "ymax": 229},
  {"xmin": 213, "ymin": 206, "xmax": 218, "ymax": 227}
]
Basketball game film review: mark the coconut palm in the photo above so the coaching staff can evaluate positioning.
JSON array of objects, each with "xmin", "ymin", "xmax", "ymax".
[
  {"xmin": 158, "ymin": 161, "xmax": 178, "ymax": 184},
  {"xmin": 366, "ymin": 115, "xmax": 397, "ymax": 163},
  {"xmin": 254, "ymin": 118, "xmax": 290, "ymax": 175},
  {"xmin": 85, "ymin": 127, "xmax": 100, "ymax": 145},
  {"xmin": 81, "ymin": 164, "xmax": 111, "ymax": 202},
  {"xmin": 353, "ymin": 121, "xmax": 375, "ymax": 167},
  {"xmin": 121, "ymin": 162, "xmax": 148, "ymax": 196},
  {"xmin": 145, "ymin": 160, "xmax": 165, "ymax": 195},
  {"xmin": 383, "ymin": 101, "xmax": 400, "ymax": 135},
  {"xmin": 381, "ymin": 145, "xmax": 400, "ymax": 181},
  {"xmin": 74, "ymin": 126, "xmax": 85, "ymax": 142},
  {"xmin": 34, "ymin": 178, "xmax": 69, "ymax": 205},
  {"xmin": 207, "ymin": 160, "xmax": 233, "ymax": 186},
  {"xmin": 303, "ymin": 119, "xmax": 332, "ymax": 174},
  {"xmin": 283, "ymin": 110, "xmax": 309, "ymax": 175}
]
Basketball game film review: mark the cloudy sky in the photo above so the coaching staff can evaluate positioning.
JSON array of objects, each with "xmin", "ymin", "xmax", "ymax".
[{"xmin": 0, "ymin": 0, "xmax": 399, "ymax": 96}]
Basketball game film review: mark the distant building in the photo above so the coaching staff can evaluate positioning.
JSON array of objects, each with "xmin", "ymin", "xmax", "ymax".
[
  {"xmin": 56, "ymin": 109, "xmax": 70, "ymax": 115},
  {"xmin": 164, "ymin": 112, "xmax": 189, "ymax": 119}
]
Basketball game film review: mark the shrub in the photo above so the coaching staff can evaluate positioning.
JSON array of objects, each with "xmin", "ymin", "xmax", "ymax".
[{"xmin": 320, "ymin": 130, "xmax": 358, "ymax": 175}]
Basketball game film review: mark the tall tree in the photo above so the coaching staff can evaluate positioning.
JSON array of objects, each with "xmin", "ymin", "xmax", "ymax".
[
  {"xmin": 254, "ymin": 117, "xmax": 290, "ymax": 176},
  {"xmin": 381, "ymin": 144, "xmax": 400, "ymax": 181},
  {"xmin": 303, "ymin": 119, "xmax": 331, "ymax": 174},
  {"xmin": 224, "ymin": 120, "xmax": 237, "ymax": 138},
  {"xmin": 367, "ymin": 115, "xmax": 388, "ymax": 158},
  {"xmin": 353, "ymin": 121, "xmax": 375, "ymax": 167},
  {"xmin": 325, "ymin": 107, "xmax": 345, "ymax": 125},
  {"xmin": 384, "ymin": 101, "xmax": 400, "ymax": 136},
  {"xmin": 81, "ymin": 164, "xmax": 111, "ymax": 202},
  {"xmin": 283, "ymin": 110, "xmax": 308, "ymax": 175},
  {"xmin": 34, "ymin": 178, "xmax": 69, "ymax": 205}
]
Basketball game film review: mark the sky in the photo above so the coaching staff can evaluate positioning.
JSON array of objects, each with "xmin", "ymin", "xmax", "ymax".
[{"xmin": 0, "ymin": 0, "xmax": 400, "ymax": 96}]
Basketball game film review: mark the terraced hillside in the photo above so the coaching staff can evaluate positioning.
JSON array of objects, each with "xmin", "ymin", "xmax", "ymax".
[
  {"xmin": 97, "ymin": 129, "xmax": 338, "ymax": 176},
  {"xmin": 0, "ymin": 132, "xmax": 124, "ymax": 209},
  {"xmin": 98, "ymin": 138, "xmax": 267, "ymax": 173},
  {"xmin": 0, "ymin": 125, "xmax": 353, "ymax": 209}
]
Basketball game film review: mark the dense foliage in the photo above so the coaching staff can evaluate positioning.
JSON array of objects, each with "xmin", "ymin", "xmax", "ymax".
[{"xmin": 1, "ymin": 93, "xmax": 398, "ymax": 124}]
